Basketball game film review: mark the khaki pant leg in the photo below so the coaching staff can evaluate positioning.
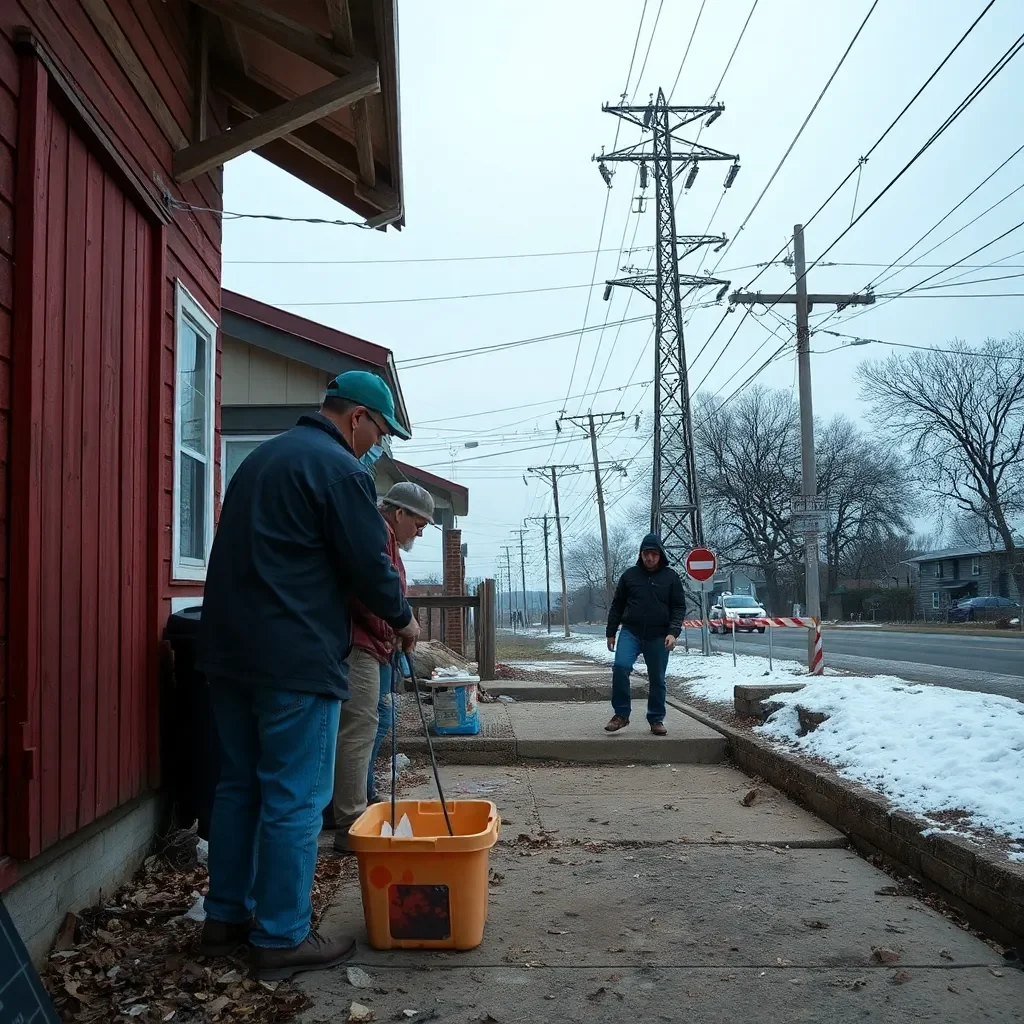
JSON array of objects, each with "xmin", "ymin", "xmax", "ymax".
[{"xmin": 331, "ymin": 648, "xmax": 381, "ymax": 834}]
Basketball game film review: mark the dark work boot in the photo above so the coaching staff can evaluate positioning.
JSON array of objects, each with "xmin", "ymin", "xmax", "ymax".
[
  {"xmin": 197, "ymin": 918, "xmax": 252, "ymax": 957},
  {"xmin": 251, "ymin": 930, "xmax": 356, "ymax": 981},
  {"xmin": 604, "ymin": 715, "xmax": 630, "ymax": 732}
]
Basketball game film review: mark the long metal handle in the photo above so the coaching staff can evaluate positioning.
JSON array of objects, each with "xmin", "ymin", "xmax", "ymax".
[{"xmin": 406, "ymin": 651, "xmax": 454, "ymax": 837}]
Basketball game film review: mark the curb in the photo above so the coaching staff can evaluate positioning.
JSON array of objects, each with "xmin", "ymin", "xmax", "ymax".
[{"xmin": 667, "ymin": 694, "xmax": 1024, "ymax": 946}]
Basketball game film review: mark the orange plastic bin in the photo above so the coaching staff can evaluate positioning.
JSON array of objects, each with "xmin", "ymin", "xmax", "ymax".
[{"xmin": 347, "ymin": 799, "xmax": 501, "ymax": 950}]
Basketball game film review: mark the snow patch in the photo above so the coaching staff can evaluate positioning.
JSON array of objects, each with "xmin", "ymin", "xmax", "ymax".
[{"xmin": 757, "ymin": 676, "xmax": 1024, "ymax": 841}]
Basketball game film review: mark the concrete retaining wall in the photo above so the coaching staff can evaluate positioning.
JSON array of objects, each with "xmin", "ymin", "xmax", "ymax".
[
  {"xmin": 669, "ymin": 697, "xmax": 1024, "ymax": 946},
  {"xmin": 5, "ymin": 795, "xmax": 163, "ymax": 965}
]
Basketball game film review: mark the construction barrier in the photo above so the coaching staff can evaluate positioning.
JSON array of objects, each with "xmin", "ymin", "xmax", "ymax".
[{"xmin": 681, "ymin": 617, "xmax": 824, "ymax": 675}]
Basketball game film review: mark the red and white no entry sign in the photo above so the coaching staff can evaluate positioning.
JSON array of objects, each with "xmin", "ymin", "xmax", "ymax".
[{"xmin": 685, "ymin": 547, "xmax": 718, "ymax": 583}]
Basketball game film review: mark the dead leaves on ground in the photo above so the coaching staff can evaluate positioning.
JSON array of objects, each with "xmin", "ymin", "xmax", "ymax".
[{"xmin": 40, "ymin": 830, "xmax": 351, "ymax": 1023}]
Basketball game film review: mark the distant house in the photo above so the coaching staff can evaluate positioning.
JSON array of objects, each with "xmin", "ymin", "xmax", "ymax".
[{"xmin": 908, "ymin": 543, "xmax": 1022, "ymax": 620}]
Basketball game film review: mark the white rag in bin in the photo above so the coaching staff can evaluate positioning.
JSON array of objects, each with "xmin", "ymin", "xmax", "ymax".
[{"xmin": 380, "ymin": 813, "xmax": 415, "ymax": 838}]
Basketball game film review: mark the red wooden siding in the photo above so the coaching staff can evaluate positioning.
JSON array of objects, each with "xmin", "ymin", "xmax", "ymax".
[
  {"xmin": 8, "ymin": 67, "xmax": 154, "ymax": 859},
  {"xmin": 0, "ymin": 2, "xmax": 224, "ymax": 865}
]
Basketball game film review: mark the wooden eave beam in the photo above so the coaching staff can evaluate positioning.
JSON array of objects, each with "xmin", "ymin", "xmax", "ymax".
[
  {"xmin": 173, "ymin": 62, "xmax": 379, "ymax": 182},
  {"xmin": 325, "ymin": 0, "xmax": 375, "ymax": 187},
  {"xmin": 215, "ymin": 68, "xmax": 397, "ymax": 208},
  {"xmin": 190, "ymin": 0, "xmax": 374, "ymax": 78},
  {"xmin": 217, "ymin": 16, "xmax": 248, "ymax": 74}
]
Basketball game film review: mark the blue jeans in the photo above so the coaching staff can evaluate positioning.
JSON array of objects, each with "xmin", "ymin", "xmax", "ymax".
[
  {"xmin": 367, "ymin": 653, "xmax": 408, "ymax": 800},
  {"xmin": 205, "ymin": 682, "xmax": 341, "ymax": 948},
  {"xmin": 611, "ymin": 628, "xmax": 669, "ymax": 724}
]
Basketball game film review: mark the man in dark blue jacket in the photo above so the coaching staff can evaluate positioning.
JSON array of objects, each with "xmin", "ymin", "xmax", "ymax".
[
  {"xmin": 196, "ymin": 371, "xmax": 419, "ymax": 980},
  {"xmin": 604, "ymin": 534, "xmax": 685, "ymax": 736}
]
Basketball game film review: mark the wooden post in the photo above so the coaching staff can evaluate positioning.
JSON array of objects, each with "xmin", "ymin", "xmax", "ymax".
[{"xmin": 478, "ymin": 578, "xmax": 497, "ymax": 680}]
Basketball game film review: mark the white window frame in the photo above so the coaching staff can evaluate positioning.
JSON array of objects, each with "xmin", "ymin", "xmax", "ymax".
[
  {"xmin": 220, "ymin": 433, "xmax": 279, "ymax": 500},
  {"xmin": 971, "ymin": 556, "xmax": 981, "ymax": 576},
  {"xmin": 172, "ymin": 280, "xmax": 218, "ymax": 582},
  {"xmin": 932, "ymin": 592, "xmax": 940, "ymax": 610},
  {"xmin": 935, "ymin": 561, "xmax": 944, "ymax": 579}
]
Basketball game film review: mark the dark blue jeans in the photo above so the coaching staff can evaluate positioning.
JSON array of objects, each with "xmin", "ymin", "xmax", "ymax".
[
  {"xmin": 611, "ymin": 627, "xmax": 669, "ymax": 724},
  {"xmin": 367, "ymin": 653, "xmax": 408, "ymax": 800},
  {"xmin": 205, "ymin": 681, "xmax": 340, "ymax": 948},
  {"xmin": 367, "ymin": 662, "xmax": 393, "ymax": 800}
]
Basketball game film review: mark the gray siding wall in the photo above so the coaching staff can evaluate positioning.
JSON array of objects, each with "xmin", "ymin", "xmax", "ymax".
[{"xmin": 916, "ymin": 553, "xmax": 1021, "ymax": 619}]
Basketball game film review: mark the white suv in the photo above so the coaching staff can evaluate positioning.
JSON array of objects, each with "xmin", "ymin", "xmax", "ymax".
[{"xmin": 709, "ymin": 593, "xmax": 767, "ymax": 634}]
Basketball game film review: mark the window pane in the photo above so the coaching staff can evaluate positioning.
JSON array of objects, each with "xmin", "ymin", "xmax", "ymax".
[
  {"xmin": 179, "ymin": 318, "xmax": 208, "ymax": 456},
  {"xmin": 180, "ymin": 451, "xmax": 206, "ymax": 560},
  {"xmin": 225, "ymin": 438, "xmax": 269, "ymax": 491}
]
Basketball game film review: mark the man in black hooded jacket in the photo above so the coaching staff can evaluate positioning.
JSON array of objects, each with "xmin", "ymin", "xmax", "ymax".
[{"xmin": 604, "ymin": 534, "xmax": 685, "ymax": 735}]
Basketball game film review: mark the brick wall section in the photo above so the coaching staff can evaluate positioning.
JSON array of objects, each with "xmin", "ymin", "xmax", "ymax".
[
  {"xmin": 668, "ymin": 696, "xmax": 1024, "ymax": 946},
  {"xmin": 443, "ymin": 529, "xmax": 465, "ymax": 653}
]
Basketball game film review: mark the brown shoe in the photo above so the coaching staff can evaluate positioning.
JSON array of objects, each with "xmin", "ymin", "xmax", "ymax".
[
  {"xmin": 197, "ymin": 918, "xmax": 252, "ymax": 957},
  {"xmin": 650, "ymin": 721, "xmax": 667, "ymax": 736},
  {"xmin": 251, "ymin": 929, "xmax": 356, "ymax": 981},
  {"xmin": 604, "ymin": 715, "xmax": 630, "ymax": 732}
]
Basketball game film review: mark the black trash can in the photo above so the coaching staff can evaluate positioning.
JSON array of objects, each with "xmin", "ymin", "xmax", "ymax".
[{"xmin": 163, "ymin": 606, "xmax": 221, "ymax": 841}]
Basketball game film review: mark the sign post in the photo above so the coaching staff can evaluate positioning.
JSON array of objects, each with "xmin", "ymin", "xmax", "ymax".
[{"xmin": 685, "ymin": 547, "xmax": 718, "ymax": 657}]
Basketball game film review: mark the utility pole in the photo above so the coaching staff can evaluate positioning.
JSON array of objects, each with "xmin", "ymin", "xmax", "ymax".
[
  {"xmin": 527, "ymin": 514, "xmax": 569, "ymax": 633},
  {"xmin": 502, "ymin": 545, "xmax": 515, "ymax": 630},
  {"xmin": 511, "ymin": 528, "xmax": 529, "ymax": 628},
  {"xmin": 559, "ymin": 412, "xmax": 626, "ymax": 603},
  {"xmin": 528, "ymin": 465, "xmax": 588, "ymax": 637},
  {"xmin": 730, "ymin": 224, "xmax": 874, "ymax": 669}
]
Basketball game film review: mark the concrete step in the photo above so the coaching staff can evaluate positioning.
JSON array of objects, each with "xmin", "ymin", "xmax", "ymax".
[
  {"xmin": 487, "ymin": 677, "xmax": 648, "ymax": 702},
  {"xmin": 396, "ymin": 700, "xmax": 727, "ymax": 766}
]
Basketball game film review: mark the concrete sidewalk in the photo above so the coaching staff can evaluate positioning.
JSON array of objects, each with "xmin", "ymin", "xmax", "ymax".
[
  {"xmin": 301, "ymin": 765, "xmax": 1023, "ymax": 1022},
  {"xmin": 396, "ymin": 701, "xmax": 727, "ymax": 765}
]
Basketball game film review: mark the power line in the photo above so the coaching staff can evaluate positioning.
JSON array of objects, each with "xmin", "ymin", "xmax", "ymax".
[
  {"xmin": 668, "ymin": 0, "xmax": 707, "ymax": 100},
  {"xmin": 396, "ymin": 314, "xmax": 652, "ymax": 369},
  {"xmin": 863, "ymin": 140, "xmax": 1024, "ymax": 292},
  {"xmin": 224, "ymin": 246, "xmax": 651, "ymax": 266},
  {"xmin": 271, "ymin": 280, "xmax": 605, "ymax": 308},
  {"xmin": 815, "ymin": 331, "xmax": 1024, "ymax": 358},
  {"xmin": 557, "ymin": 0, "xmax": 655, "ymax": 425},
  {"xmin": 709, "ymin": 0, "xmax": 881, "ymax": 268},
  {"xmin": 414, "ymin": 378, "xmax": 654, "ymax": 425},
  {"xmin": 700, "ymin": 12, "xmax": 1020, "ymax": 376},
  {"xmin": 630, "ymin": 0, "xmax": 665, "ymax": 101}
]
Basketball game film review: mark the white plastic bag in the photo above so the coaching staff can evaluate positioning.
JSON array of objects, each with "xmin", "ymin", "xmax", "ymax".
[{"xmin": 380, "ymin": 813, "xmax": 415, "ymax": 838}]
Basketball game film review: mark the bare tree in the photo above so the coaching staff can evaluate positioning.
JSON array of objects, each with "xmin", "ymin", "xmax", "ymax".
[
  {"xmin": 857, "ymin": 335, "xmax": 1024, "ymax": 592},
  {"xmin": 693, "ymin": 387, "xmax": 801, "ymax": 612},
  {"xmin": 565, "ymin": 523, "xmax": 640, "ymax": 595},
  {"xmin": 815, "ymin": 415, "xmax": 917, "ymax": 593}
]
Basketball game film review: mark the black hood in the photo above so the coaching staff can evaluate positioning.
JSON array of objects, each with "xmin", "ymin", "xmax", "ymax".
[{"xmin": 637, "ymin": 533, "xmax": 669, "ymax": 569}]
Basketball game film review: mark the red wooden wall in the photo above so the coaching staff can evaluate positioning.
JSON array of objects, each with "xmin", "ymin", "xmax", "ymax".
[{"xmin": 0, "ymin": 1, "xmax": 224, "ymax": 866}]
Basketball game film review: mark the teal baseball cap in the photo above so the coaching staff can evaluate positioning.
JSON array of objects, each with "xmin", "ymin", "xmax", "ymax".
[{"xmin": 324, "ymin": 370, "xmax": 411, "ymax": 440}]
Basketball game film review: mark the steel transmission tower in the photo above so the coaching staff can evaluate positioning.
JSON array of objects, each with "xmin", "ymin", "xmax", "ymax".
[{"xmin": 596, "ymin": 89, "xmax": 739, "ymax": 566}]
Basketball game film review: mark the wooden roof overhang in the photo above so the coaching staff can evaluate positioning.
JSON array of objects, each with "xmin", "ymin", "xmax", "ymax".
[{"xmin": 176, "ymin": 0, "xmax": 403, "ymax": 227}]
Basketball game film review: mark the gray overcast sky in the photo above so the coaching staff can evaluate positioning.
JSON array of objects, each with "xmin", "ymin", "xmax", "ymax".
[{"xmin": 221, "ymin": 0, "xmax": 1024, "ymax": 585}]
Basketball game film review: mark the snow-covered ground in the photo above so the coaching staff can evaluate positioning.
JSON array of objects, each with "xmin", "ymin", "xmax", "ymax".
[
  {"xmin": 543, "ymin": 629, "xmax": 810, "ymax": 699},
  {"xmin": 511, "ymin": 628, "xmax": 1024, "ymax": 856},
  {"xmin": 758, "ymin": 677, "xmax": 1024, "ymax": 848}
]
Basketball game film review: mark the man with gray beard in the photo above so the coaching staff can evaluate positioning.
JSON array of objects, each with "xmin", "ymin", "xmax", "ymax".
[{"xmin": 327, "ymin": 482, "xmax": 435, "ymax": 852}]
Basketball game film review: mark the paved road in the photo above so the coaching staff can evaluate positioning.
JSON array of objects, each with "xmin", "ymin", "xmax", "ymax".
[{"xmin": 572, "ymin": 623, "xmax": 1024, "ymax": 700}]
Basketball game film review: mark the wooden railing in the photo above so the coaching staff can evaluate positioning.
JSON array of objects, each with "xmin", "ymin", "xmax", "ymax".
[{"xmin": 407, "ymin": 578, "xmax": 496, "ymax": 680}]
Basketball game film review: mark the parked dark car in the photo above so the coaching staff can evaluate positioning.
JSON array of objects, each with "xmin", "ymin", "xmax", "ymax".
[{"xmin": 947, "ymin": 595, "xmax": 1021, "ymax": 623}]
